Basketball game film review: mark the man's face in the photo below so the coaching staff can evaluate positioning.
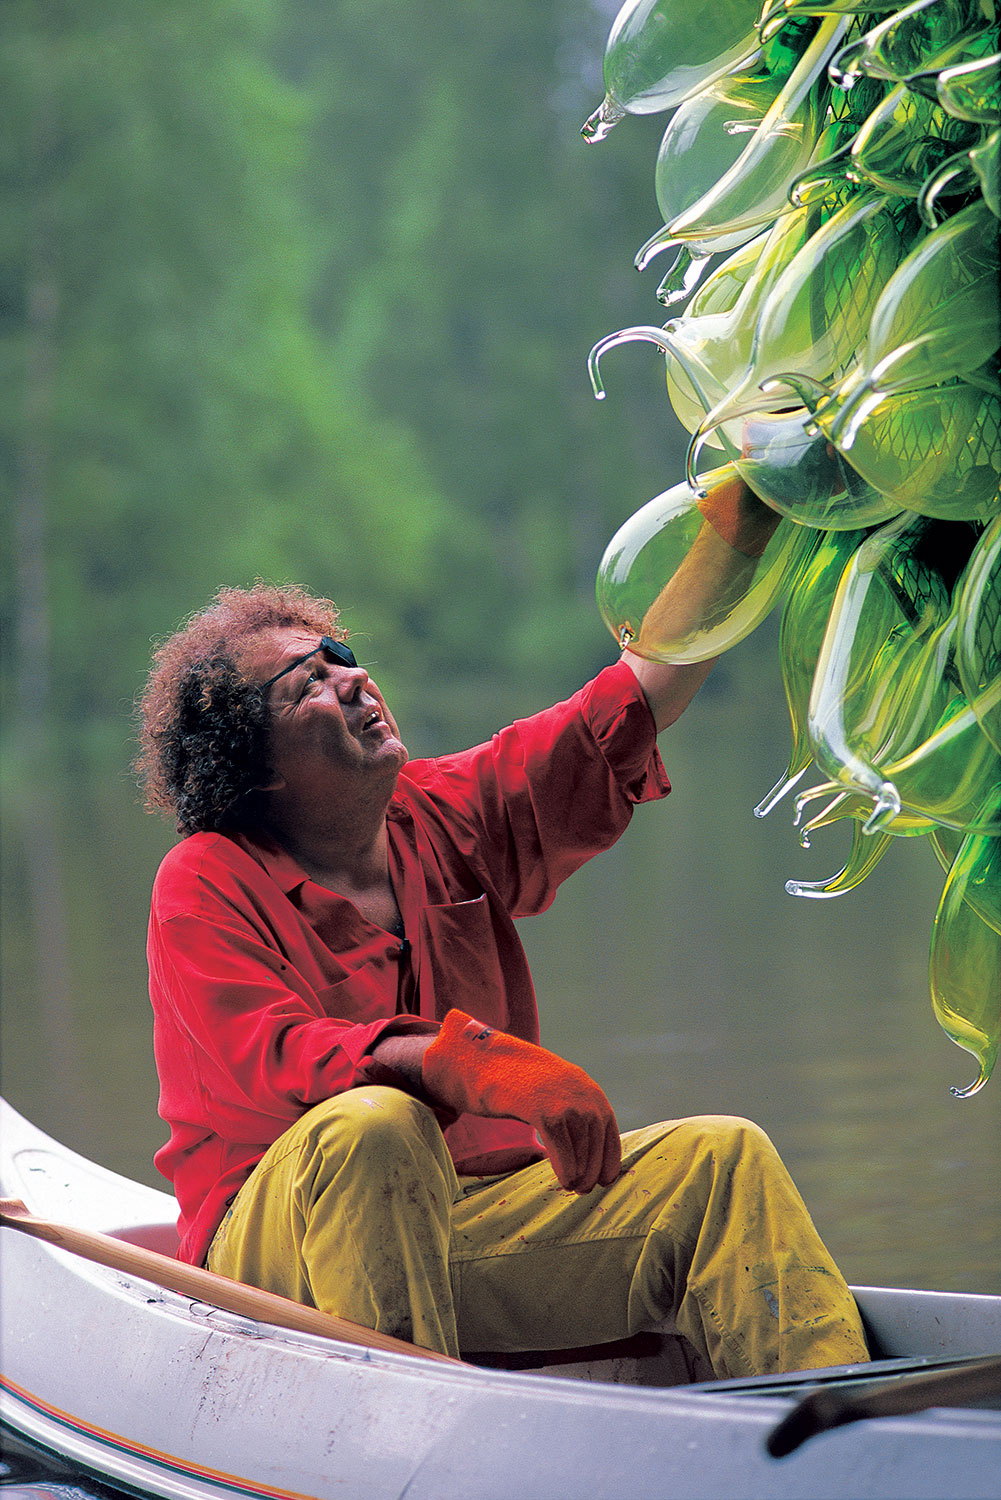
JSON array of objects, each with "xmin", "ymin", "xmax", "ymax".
[{"xmin": 241, "ymin": 627, "xmax": 408, "ymax": 809}]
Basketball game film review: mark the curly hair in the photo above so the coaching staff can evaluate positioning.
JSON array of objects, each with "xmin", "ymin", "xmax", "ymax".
[{"xmin": 136, "ymin": 583, "xmax": 345, "ymax": 836}]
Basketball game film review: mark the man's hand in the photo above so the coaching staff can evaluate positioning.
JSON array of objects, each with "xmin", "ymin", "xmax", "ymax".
[
  {"xmin": 622, "ymin": 473, "xmax": 779, "ymax": 731},
  {"xmin": 421, "ymin": 1009, "xmax": 621, "ymax": 1194}
]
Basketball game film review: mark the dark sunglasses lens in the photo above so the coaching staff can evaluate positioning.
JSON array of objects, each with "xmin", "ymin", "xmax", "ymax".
[{"xmin": 322, "ymin": 636, "xmax": 357, "ymax": 669}]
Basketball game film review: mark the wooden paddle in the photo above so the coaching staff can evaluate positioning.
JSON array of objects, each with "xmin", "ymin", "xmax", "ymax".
[
  {"xmin": 767, "ymin": 1353, "xmax": 1001, "ymax": 1457},
  {"xmin": 0, "ymin": 1196, "xmax": 462, "ymax": 1366}
]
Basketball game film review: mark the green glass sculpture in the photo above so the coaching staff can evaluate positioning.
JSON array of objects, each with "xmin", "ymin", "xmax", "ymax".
[
  {"xmin": 785, "ymin": 819, "xmax": 896, "ymax": 896},
  {"xmin": 650, "ymin": 16, "xmax": 848, "ymax": 249},
  {"xmin": 848, "ymin": 81, "xmax": 982, "ymax": 198},
  {"xmin": 591, "ymin": 203, "xmax": 818, "ymax": 442},
  {"xmin": 930, "ymin": 823, "xmax": 965, "ymax": 873},
  {"xmin": 802, "ymin": 515, "xmax": 1001, "ymax": 835},
  {"xmin": 654, "ymin": 248, "xmax": 717, "ymax": 310},
  {"xmin": 757, "ymin": 0, "xmax": 902, "ymax": 44},
  {"xmin": 735, "ymin": 405, "xmax": 903, "ymax": 527},
  {"xmin": 933, "ymin": 810, "xmax": 1001, "ymax": 934},
  {"xmin": 805, "ymin": 513, "xmax": 956, "ymax": 809},
  {"xmin": 595, "ymin": 465, "xmax": 815, "ymax": 662},
  {"xmin": 819, "ymin": 201, "xmax": 1000, "ymax": 445},
  {"xmin": 581, "ymin": 0, "xmax": 761, "ymax": 142},
  {"xmin": 756, "ymin": 529, "xmax": 867, "ymax": 816},
  {"xmin": 971, "ymin": 128, "xmax": 1001, "ymax": 215},
  {"xmin": 935, "ymin": 50, "xmax": 1001, "ymax": 122},
  {"xmin": 816, "ymin": 380, "xmax": 1001, "ymax": 521},
  {"xmin": 663, "ymin": 234, "xmax": 777, "ymax": 429},
  {"xmin": 917, "ymin": 145, "xmax": 982, "ymax": 225},
  {"xmin": 830, "ymin": 0, "xmax": 996, "ymax": 87},
  {"xmin": 644, "ymin": 72, "xmax": 797, "ymax": 266},
  {"xmin": 863, "ymin": 683, "xmax": 1001, "ymax": 834},
  {"xmin": 694, "ymin": 190, "xmax": 918, "ymax": 437},
  {"xmin": 929, "ymin": 815, "xmax": 1001, "ymax": 1095},
  {"xmin": 795, "ymin": 785, "xmax": 938, "ymax": 839},
  {"xmin": 956, "ymin": 514, "xmax": 1001, "ymax": 753},
  {"xmin": 653, "ymin": 226, "xmax": 774, "ymax": 316},
  {"xmin": 687, "ymin": 231, "xmax": 771, "ymax": 317},
  {"xmin": 643, "ymin": 20, "xmax": 825, "ymax": 271}
]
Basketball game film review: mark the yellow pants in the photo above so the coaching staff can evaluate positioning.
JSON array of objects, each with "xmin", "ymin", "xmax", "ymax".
[{"xmin": 206, "ymin": 1087, "xmax": 869, "ymax": 1376}]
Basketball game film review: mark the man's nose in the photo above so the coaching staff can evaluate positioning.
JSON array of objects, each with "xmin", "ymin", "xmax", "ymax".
[{"xmin": 335, "ymin": 665, "xmax": 370, "ymax": 698}]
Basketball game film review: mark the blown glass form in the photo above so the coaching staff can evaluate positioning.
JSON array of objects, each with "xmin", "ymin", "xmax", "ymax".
[{"xmin": 584, "ymin": 0, "xmax": 1001, "ymax": 1091}]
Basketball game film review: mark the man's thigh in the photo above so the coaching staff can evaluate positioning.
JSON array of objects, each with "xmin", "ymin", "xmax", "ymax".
[
  {"xmin": 208, "ymin": 1087, "xmax": 457, "ymax": 1309},
  {"xmin": 450, "ymin": 1119, "xmax": 694, "ymax": 1353}
]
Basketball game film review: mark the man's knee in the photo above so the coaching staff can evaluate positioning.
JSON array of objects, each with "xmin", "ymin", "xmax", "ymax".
[
  {"xmin": 671, "ymin": 1113, "xmax": 781, "ymax": 1177},
  {"xmin": 301, "ymin": 1084, "xmax": 440, "ymax": 1151},
  {"xmin": 298, "ymin": 1086, "xmax": 449, "ymax": 1179}
]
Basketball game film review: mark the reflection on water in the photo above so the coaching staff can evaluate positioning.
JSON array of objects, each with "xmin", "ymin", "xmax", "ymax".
[
  {"xmin": 0, "ymin": 1435, "xmax": 126, "ymax": 1500},
  {"xmin": 518, "ymin": 634, "xmax": 1001, "ymax": 1297},
  {"xmin": 1, "ymin": 624, "xmax": 999, "ymax": 1298}
]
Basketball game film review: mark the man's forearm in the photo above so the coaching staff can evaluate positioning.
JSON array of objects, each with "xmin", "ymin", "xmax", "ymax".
[
  {"xmin": 369, "ymin": 1030, "xmax": 438, "ymax": 1091},
  {"xmin": 622, "ymin": 651, "xmax": 718, "ymax": 732}
]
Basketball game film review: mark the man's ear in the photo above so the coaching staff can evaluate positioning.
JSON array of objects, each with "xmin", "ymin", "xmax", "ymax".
[{"xmin": 254, "ymin": 771, "xmax": 286, "ymax": 793}]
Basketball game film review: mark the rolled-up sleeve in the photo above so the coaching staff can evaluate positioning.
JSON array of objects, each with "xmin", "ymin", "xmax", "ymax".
[{"xmin": 409, "ymin": 660, "xmax": 671, "ymax": 917}]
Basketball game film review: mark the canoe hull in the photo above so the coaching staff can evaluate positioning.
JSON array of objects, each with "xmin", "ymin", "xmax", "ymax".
[{"xmin": 2, "ymin": 1099, "xmax": 1000, "ymax": 1500}]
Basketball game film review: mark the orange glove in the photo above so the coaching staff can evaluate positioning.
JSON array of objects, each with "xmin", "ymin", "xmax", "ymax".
[{"xmin": 422, "ymin": 1009, "xmax": 621, "ymax": 1193}]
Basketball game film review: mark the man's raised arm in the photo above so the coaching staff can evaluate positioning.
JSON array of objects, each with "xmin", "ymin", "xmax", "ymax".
[
  {"xmin": 621, "ymin": 651, "xmax": 719, "ymax": 733},
  {"xmin": 618, "ymin": 472, "xmax": 780, "ymax": 731}
]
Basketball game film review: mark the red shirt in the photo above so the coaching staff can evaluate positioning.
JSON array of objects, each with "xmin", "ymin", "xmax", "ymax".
[{"xmin": 148, "ymin": 660, "xmax": 670, "ymax": 1264}]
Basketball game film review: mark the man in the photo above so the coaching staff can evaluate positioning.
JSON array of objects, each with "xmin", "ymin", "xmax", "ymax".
[{"xmin": 138, "ymin": 571, "xmax": 869, "ymax": 1374}]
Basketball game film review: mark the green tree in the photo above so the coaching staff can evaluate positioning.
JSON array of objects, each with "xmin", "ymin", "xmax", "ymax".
[
  {"xmin": 276, "ymin": 0, "xmax": 682, "ymax": 726},
  {"xmin": 0, "ymin": 0, "xmax": 684, "ymax": 1167},
  {"xmin": 0, "ymin": 0, "xmax": 463, "ymax": 1145}
]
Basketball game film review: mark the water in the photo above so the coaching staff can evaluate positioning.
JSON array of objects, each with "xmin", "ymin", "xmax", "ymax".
[
  {"xmin": 0, "ymin": 1434, "xmax": 125, "ymax": 1500},
  {"xmin": 517, "ymin": 632, "xmax": 1001, "ymax": 1296},
  {"xmin": 3, "ymin": 623, "xmax": 998, "ymax": 1294},
  {"xmin": 1, "ymin": 624, "xmax": 998, "ymax": 1493}
]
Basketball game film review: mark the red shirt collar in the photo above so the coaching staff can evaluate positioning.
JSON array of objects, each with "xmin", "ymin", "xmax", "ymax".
[
  {"xmin": 232, "ymin": 829, "xmax": 311, "ymax": 895},
  {"xmin": 233, "ymin": 798, "xmax": 412, "ymax": 895}
]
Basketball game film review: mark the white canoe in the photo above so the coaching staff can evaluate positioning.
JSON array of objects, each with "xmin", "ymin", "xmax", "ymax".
[{"xmin": 1, "ymin": 1096, "xmax": 999, "ymax": 1500}]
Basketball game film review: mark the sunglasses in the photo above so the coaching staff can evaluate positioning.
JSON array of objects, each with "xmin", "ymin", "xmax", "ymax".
[{"xmin": 260, "ymin": 635, "xmax": 358, "ymax": 693}]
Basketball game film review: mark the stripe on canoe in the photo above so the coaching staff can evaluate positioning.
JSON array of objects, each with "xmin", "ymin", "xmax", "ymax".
[{"xmin": 0, "ymin": 1375, "xmax": 322, "ymax": 1500}]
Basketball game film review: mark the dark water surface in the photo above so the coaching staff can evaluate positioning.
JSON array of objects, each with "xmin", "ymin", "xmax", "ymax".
[
  {"xmin": 1, "ymin": 631, "xmax": 999, "ymax": 1499},
  {"xmin": 3, "ymin": 624, "xmax": 999, "ymax": 1300},
  {"xmin": 0, "ymin": 1434, "xmax": 127, "ymax": 1500},
  {"xmin": 521, "ymin": 669, "xmax": 1001, "ymax": 1297}
]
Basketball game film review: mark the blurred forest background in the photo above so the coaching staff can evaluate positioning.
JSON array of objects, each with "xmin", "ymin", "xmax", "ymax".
[{"xmin": 2, "ymin": 0, "xmax": 998, "ymax": 1292}]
